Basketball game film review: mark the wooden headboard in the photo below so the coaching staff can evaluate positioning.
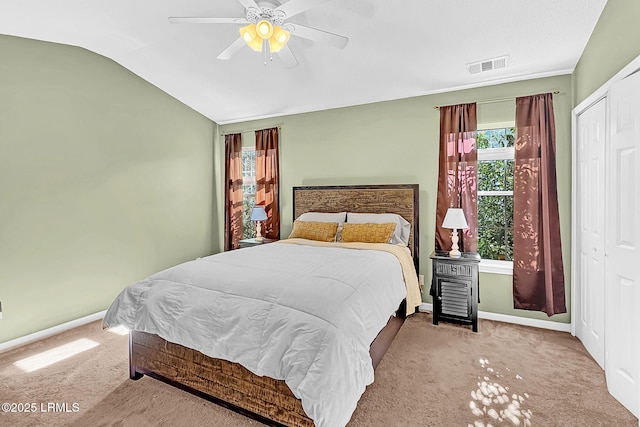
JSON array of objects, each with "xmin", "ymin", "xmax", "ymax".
[{"xmin": 292, "ymin": 184, "xmax": 419, "ymax": 271}]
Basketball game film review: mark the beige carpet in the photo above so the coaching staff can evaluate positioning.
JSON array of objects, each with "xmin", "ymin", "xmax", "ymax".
[{"xmin": 1, "ymin": 313, "xmax": 636, "ymax": 427}]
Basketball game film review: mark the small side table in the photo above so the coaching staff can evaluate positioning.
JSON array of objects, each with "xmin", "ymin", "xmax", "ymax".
[
  {"xmin": 239, "ymin": 238, "xmax": 278, "ymax": 249},
  {"xmin": 430, "ymin": 251, "xmax": 481, "ymax": 332}
]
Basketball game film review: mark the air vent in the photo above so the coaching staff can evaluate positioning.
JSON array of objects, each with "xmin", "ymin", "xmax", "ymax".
[{"xmin": 467, "ymin": 55, "xmax": 509, "ymax": 75}]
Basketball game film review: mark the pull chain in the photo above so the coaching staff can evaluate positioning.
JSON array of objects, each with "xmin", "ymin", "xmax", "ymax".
[
  {"xmin": 263, "ymin": 39, "xmax": 273, "ymax": 66},
  {"xmin": 263, "ymin": 39, "xmax": 267, "ymax": 66}
]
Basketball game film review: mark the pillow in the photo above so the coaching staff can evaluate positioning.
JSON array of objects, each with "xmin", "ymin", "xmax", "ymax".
[
  {"xmin": 346, "ymin": 213, "xmax": 411, "ymax": 245},
  {"xmin": 288, "ymin": 220, "xmax": 338, "ymax": 242},
  {"xmin": 297, "ymin": 211, "xmax": 347, "ymax": 225},
  {"xmin": 341, "ymin": 222, "xmax": 396, "ymax": 244}
]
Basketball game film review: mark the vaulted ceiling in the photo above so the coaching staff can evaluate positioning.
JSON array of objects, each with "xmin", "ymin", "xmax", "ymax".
[{"xmin": 0, "ymin": 0, "xmax": 607, "ymax": 124}]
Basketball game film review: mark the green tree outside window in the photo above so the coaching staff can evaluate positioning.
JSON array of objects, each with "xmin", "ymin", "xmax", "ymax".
[{"xmin": 477, "ymin": 128, "xmax": 515, "ymax": 261}]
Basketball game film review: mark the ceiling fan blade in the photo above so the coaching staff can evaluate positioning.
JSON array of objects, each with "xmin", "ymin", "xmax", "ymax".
[
  {"xmin": 276, "ymin": 45, "xmax": 299, "ymax": 68},
  {"xmin": 217, "ymin": 37, "xmax": 247, "ymax": 60},
  {"xmin": 237, "ymin": 0, "xmax": 261, "ymax": 12},
  {"xmin": 287, "ymin": 24, "xmax": 349, "ymax": 49},
  {"xmin": 169, "ymin": 17, "xmax": 248, "ymax": 24},
  {"xmin": 275, "ymin": 0, "xmax": 334, "ymax": 18}
]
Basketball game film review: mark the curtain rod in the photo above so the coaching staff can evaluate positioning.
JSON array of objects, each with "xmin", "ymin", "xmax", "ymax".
[
  {"xmin": 432, "ymin": 91, "xmax": 560, "ymax": 110},
  {"xmin": 220, "ymin": 125, "xmax": 282, "ymax": 136}
]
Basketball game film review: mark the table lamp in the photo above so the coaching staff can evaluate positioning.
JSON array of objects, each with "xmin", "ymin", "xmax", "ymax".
[
  {"xmin": 442, "ymin": 208, "xmax": 468, "ymax": 257},
  {"xmin": 250, "ymin": 206, "xmax": 268, "ymax": 241}
]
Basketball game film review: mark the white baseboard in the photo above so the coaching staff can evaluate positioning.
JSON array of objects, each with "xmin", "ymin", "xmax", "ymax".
[
  {"xmin": 0, "ymin": 310, "xmax": 107, "ymax": 354},
  {"xmin": 418, "ymin": 303, "xmax": 571, "ymax": 333}
]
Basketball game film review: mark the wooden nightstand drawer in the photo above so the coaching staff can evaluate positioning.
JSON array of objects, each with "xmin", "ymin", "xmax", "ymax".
[{"xmin": 435, "ymin": 262, "xmax": 474, "ymax": 278}]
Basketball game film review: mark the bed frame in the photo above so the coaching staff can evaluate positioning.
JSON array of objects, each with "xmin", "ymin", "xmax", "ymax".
[{"xmin": 129, "ymin": 184, "xmax": 420, "ymax": 426}]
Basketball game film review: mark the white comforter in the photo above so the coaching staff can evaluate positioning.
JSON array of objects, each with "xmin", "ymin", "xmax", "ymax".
[{"xmin": 103, "ymin": 239, "xmax": 411, "ymax": 427}]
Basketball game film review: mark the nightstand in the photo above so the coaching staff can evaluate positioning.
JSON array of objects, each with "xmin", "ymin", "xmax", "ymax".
[
  {"xmin": 239, "ymin": 238, "xmax": 278, "ymax": 248},
  {"xmin": 430, "ymin": 251, "xmax": 481, "ymax": 332}
]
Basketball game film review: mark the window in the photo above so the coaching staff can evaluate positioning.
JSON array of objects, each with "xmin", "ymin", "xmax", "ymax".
[
  {"xmin": 242, "ymin": 147, "xmax": 256, "ymax": 239},
  {"xmin": 477, "ymin": 127, "xmax": 515, "ymax": 262}
]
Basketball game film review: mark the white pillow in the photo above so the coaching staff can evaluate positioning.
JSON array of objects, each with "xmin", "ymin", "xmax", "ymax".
[
  {"xmin": 346, "ymin": 212, "xmax": 411, "ymax": 245},
  {"xmin": 297, "ymin": 211, "xmax": 347, "ymax": 225}
]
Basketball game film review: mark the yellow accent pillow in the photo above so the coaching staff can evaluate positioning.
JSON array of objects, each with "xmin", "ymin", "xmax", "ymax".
[
  {"xmin": 288, "ymin": 220, "xmax": 339, "ymax": 242},
  {"xmin": 341, "ymin": 222, "xmax": 396, "ymax": 243}
]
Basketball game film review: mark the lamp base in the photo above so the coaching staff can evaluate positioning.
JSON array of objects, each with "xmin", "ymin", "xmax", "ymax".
[
  {"xmin": 255, "ymin": 221, "xmax": 264, "ymax": 242},
  {"xmin": 449, "ymin": 228, "xmax": 462, "ymax": 258}
]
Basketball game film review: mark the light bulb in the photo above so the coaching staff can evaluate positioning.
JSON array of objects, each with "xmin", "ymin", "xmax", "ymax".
[{"xmin": 256, "ymin": 20, "xmax": 273, "ymax": 39}]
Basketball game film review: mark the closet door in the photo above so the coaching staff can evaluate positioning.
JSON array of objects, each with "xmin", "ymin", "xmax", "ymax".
[
  {"xmin": 575, "ymin": 98, "xmax": 606, "ymax": 369},
  {"xmin": 606, "ymin": 71, "xmax": 640, "ymax": 418}
]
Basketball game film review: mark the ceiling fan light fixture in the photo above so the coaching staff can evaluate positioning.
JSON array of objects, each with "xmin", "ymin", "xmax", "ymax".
[
  {"xmin": 171, "ymin": 0, "xmax": 349, "ymax": 66},
  {"xmin": 241, "ymin": 20, "xmax": 290, "ymax": 54}
]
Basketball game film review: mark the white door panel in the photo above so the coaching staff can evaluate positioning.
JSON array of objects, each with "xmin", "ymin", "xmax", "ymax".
[
  {"xmin": 576, "ymin": 98, "xmax": 606, "ymax": 368},
  {"xmin": 606, "ymin": 71, "xmax": 640, "ymax": 418}
]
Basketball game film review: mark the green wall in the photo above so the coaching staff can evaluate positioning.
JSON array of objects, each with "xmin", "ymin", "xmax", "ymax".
[
  {"xmin": 220, "ymin": 74, "xmax": 573, "ymax": 324},
  {"xmin": 0, "ymin": 35, "xmax": 216, "ymax": 343},
  {"xmin": 573, "ymin": 0, "xmax": 640, "ymax": 105}
]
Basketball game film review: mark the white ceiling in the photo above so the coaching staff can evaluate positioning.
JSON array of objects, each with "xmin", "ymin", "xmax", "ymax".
[{"xmin": 0, "ymin": 0, "xmax": 607, "ymax": 124}]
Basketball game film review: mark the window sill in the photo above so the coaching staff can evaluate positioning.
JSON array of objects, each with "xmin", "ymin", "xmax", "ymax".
[{"xmin": 479, "ymin": 259, "xmax": 513, "ymax": 275}]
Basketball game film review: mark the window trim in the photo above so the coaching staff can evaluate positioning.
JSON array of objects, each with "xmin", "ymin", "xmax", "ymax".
[
  {"xmin": 479, "ymin": 259, "xmax": 513, "ymax": 275},
  {"xmin": 478, "ymin": 190, "xmax": 512, "ymax": 197},
  {"xmin": 478, "ymin": 121, "xmax": 514, "ymax": 131},
  {"xmin": 477, "ymin": 146, "xmax": 514, "ymax": 161}
]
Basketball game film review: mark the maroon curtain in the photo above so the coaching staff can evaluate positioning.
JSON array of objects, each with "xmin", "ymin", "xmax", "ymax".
[
  {"xmin": 255, "ymin": 127, "xmax": 280, "ymax": 239},
  {"xmin": 435, "ymin": 103, "xmax": 478, "ymax": 253},
  {"xmin": 513, "ymin": 93, "xmax": 566, "ymax": 316},
  {"xmin": 224, "ymin": 133, "xmax": 243, "ymax": 251}
]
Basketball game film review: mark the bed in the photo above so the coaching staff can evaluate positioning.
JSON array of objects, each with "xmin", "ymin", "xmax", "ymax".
[{"xmin": 103, "ymin": 184, "xmax": 420, "ymax": 427}]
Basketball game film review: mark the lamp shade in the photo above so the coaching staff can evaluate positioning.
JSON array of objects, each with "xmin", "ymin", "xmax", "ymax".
[
  {"xmin": 442, "ymin": 208, "xmax": 468, "ymax": 229},
  {"xmin": 250, "ymin": 206, "xmax": 268, "ymax": 221},
  {"xmin": 269, "ymin": 26, "xmax": 290, "ymax": 52},
  {"xmin": 239, "ymin": 24, "xmax": 263, "ymax": 51},
  {"xmin": 256, "ymin": 20, "xmax": 274, "ymax": 39}
]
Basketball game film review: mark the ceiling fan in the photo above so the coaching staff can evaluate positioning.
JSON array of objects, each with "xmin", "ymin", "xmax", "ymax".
[{"xmin": 169, "ymin": 0, "xmax": 349, "ymax": 68}]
